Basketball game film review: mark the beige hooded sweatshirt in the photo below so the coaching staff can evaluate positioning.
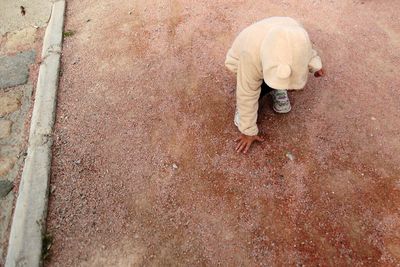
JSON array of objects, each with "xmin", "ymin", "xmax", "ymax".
[{"xmin": 225, "ymin": 17, "xmax": 322, "ymax": 136}]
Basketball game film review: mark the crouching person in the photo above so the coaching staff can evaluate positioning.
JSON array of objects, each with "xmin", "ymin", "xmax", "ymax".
[{"xmin": 225, "ymin": 17, "xmax": 325, "ymax": 154}]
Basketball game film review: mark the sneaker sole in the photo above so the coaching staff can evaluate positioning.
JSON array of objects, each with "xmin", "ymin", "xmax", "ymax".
[{"xmin": 273, "ymin": 105, "xmax": 292, "ymax": 114}]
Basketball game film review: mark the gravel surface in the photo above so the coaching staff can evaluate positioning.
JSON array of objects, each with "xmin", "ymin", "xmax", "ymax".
[{"xmin": 46, "ymin": 0, "xmax": 400, "ymax": 266}]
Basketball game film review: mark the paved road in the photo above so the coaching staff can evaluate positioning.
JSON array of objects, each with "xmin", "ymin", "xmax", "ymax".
[
  {"xmin": 0, "ymin": 0, "xmax": 51, "ymax": 263},
  {"xmin": 47, "ymin": 0, "xmax": 400, "ymax": 266}
]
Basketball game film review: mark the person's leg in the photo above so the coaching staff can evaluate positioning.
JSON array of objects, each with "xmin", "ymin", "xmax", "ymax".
[
  {"xmin": 271, "ymin": 89, "xmax": 291, "ymax": 113},
  {"xmin": 260, "ymin": 81, "xmax": 291, "ymax": 113},
  {"xmin": 260, "ymin": 81, "xmax": 273, "ymax": 99}
]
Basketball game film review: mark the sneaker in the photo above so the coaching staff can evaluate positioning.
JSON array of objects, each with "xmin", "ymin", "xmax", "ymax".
[{"xmin": 271, "ymin": 90, "xmax": 291, "ymax": 113}]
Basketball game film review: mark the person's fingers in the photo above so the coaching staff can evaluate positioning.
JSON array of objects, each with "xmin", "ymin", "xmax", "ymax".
[
  {"xmin": 236, "ymin": 141, "xmax": 242, "ymax": 151},
  {"xmin": 235, "ymin": 137, "xmax": 242, "ymax": 142},
  {"xmin": 237, "ymin": 141, "xmax": 247, "ymax": 153},
  {"xmin": 255, "ymin": 136, "xmax": 264, "ymax": 142},
  {"xmin": 238, "ymin": 142, "xmax": 246, "ymax": 153},
  {"xmin": 315, "ymin": 69, "xmax": 325, "ymax": 77},
  {"xmin": 236, "ymin": 140, "xmax": 245, "ymax": 151},
  {"xmin": 243, "ymin": 142, "xmax": 252, "ymax": 154},
  {"xmin": 236, "ymin": 143, "xmax": 242, "ymax": 153}
]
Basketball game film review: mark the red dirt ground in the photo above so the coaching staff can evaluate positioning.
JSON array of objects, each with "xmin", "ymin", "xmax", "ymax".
[{"xmin": 46, "ymin": 0, "xmax": 400, "ymax": 266}]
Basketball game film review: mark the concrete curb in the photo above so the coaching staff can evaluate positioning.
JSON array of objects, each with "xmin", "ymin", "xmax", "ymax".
[{"xmin": 5, "ymin": 1, "xmax": 65, "ymax": 266}]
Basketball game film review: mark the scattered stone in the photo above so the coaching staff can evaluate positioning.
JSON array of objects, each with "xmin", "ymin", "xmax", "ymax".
[
  {"xmin": 172, "ymin": 163, "xmax": 178, "ymax": 169},
  {"xmin": 0, "ymin": 180, "xmax": 14, "ymax": 198},
  {"xmin": 286, "ymin": 152, "xmax": 295, "ymax": 161},
  {"xmin": 18, "ymin": 151, "xmax": 28, "ymax": 159},
  {"xmin": 1, "ymin": 27, "xmax": 37, "ymax": 54},
  {"xmin": 0, "ymin": 120, "xmax": 12, "ymax": 138},
  {"xmin": 0, "ymin": 50, "xmax": 36, "ymax": 89},
  {"xmin": 50, "ymin": 185, "xmax": 56, "ymax": 194},
  {"xmin": 0, "ymin": 157, "xmax": 16, "ymax": 176},
  {"xmin": 20, "ymin": 6, "xmax": 26, "ymax": 16},
  {"xmin": 0, "ymin": 92, "xmax": 22, "ymax": 116}
]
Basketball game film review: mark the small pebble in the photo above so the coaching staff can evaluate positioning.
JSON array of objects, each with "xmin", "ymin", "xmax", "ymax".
[
  {"xmin": 172, "ymin": 163, "xmax": 178, "ymax": 169},
  {"xmin": 286, "ymin": 152, "xmax": 295, "ymax": 161}
]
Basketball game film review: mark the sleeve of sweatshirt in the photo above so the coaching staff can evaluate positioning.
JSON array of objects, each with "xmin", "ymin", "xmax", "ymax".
[
  {"xmin": 225, "ymin": 48, "xmax": 239, "ymax": 74},
  {"xmin": 236, "ymin": 51, "xmax": 262, "ymax": 136},
  {"xmin": 308, "ymin": 48, "xmax": 323, "ymax": 73}
]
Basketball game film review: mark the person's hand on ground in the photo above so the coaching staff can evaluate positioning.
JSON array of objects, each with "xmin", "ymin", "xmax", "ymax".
[
  {"xmin": 314, "ymin": 68, "xmax": 325, "ymax": 78},
  {"xmin": 235, "ymin": 134, "xmax": 264, "ymax": 154}
]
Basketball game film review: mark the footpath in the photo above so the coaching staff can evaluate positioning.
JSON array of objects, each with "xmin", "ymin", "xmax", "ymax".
[{"xmin": 0, "ymin": 0, "xmax": 52, "ymax": 264}]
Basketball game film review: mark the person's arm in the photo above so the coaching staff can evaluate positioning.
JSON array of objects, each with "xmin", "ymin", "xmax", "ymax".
[
  {"xmin": 309, "ymin": 49, "xmax": 324, "ymax": 76},
  {"xmin": 225, "ymin": 48, "xmax": 239, "ymax": 74},
  {"xmin": 235, "ymin": 51, "xmax": 264, "ymax": 153},
  {"xmin": 236, "ymin": 51, "xmax": 261, "ymax": 136}
]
